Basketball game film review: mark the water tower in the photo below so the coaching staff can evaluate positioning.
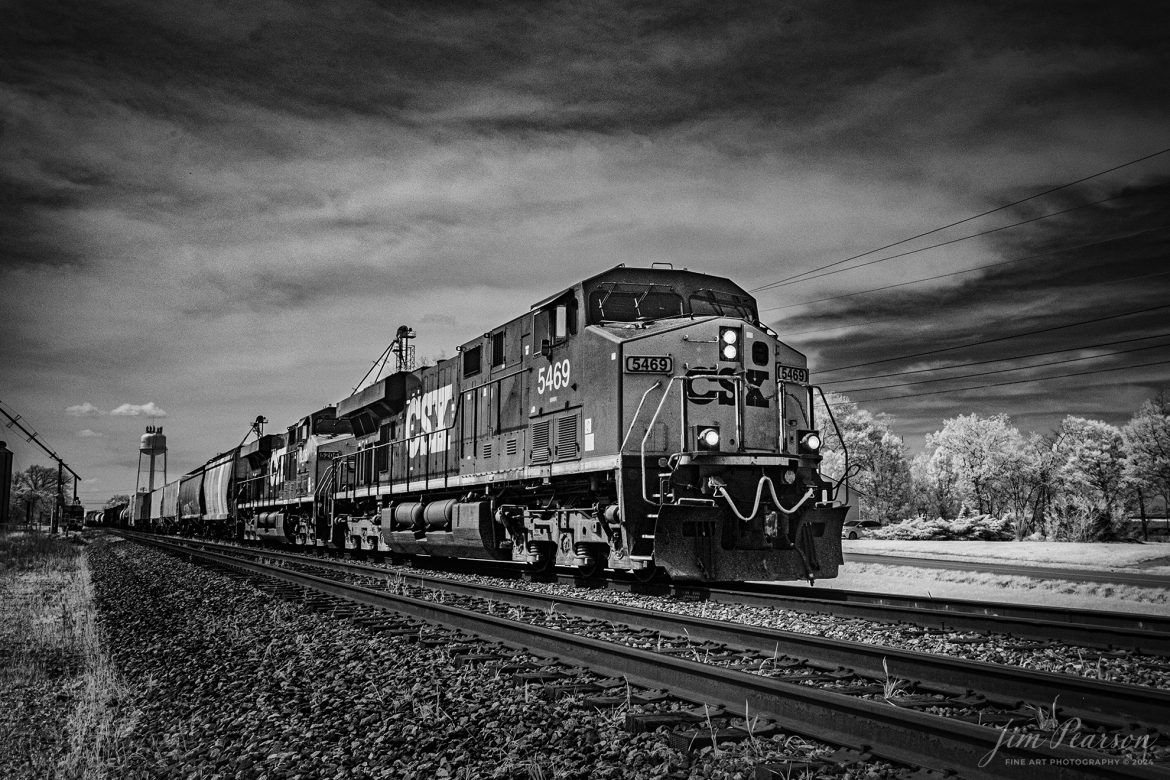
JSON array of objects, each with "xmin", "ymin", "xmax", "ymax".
[{"xmin": 133, "ymin": 426, "xmax": 167, "ymax": 523}]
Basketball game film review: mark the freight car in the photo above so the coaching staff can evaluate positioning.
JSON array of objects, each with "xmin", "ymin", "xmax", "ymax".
[{"xmin": 143, "ymin": 265, "xmax": 850, "ymax": 582}]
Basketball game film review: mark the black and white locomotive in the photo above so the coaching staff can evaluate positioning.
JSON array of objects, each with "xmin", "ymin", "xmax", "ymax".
[{"xmin": 137, "ymin": 265, "xmax": 849, "ymax": 582}]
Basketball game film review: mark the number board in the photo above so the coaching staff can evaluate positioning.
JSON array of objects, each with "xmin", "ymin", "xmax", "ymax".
[
  {"xmin": 778, "ymin": 365, "xmax": 810, "ymax": 384},
  {"xmin": 625, "ymin": 355, "xmax": 674, "ymax": 374}
]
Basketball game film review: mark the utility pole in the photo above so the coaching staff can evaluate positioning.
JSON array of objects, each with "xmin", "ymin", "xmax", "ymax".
[
  {"xmin": 0, "ymin": 441, "xmax": 12, "ymax": 525},
  {"xmin": 54, "ymin": 461, "xmax": 64, "ymax": 533}
]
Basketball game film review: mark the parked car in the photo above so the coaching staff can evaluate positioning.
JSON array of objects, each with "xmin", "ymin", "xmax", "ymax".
[{"xmin": 842, "ymin": 519, "xmax": 883, "ymax": 539}]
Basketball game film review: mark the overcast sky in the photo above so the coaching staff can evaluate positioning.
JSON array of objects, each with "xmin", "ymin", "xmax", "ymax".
[{"xmin": 3, "ymin": 1, "xmax": 1168, "ymax": 504}]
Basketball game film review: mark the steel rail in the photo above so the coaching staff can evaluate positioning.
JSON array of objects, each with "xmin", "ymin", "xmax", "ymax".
[
  {"xmin": 122, "ymin": 532, "xmax": 1168, "ymax": 647},
  {"xmin": 118, "ymin": 531, "xmax": 1168, "ymax": 655},
  {"xmin": 370, "ymin": 558, "xmax": 1170, "ymax": 728},
  {"xmin": 138, "ymin": 535, "xmax": 1170, "ymax": 731},
  {"xmin": 711, "ymin": 582, "xmax": 1170, "ymax": 633},
  {"xmin": 690, "ymin": 583, "xmax": 1170, "ymax": 655},
  {"xmin": 137, "ymin": 535, "xmax": 1168, "ymax": 780}
]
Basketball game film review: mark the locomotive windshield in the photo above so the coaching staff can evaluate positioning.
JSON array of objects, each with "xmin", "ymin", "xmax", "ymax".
[
  {"xmin": 689, "ymin": 289, "xmax": 756, "ymax": 320},
  {"xmin": 313, "ymin": 417, "xmax": 352, "ymax": 437},
  {"xmin": 585, "ymin": 280, "xmax": 758, "ymax": 325},
  {"xmin": 588, "ymin": 285, "xmax": 684, "ymax": 323}
]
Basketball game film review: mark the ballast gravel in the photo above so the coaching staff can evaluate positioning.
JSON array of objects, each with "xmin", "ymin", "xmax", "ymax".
[
  {"xmin": 404, "ymin": 567, "xmax": 1170, "ymax": 690},
  {"xmin": 89, "ymin": 538, "xmax": 895, "ymax": 779}
]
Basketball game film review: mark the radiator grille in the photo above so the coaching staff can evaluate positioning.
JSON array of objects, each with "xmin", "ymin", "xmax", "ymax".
[
  {"xmin": 531, "ymin": 420, "xmax": 551, "ymax": 462},
  {"xmin": 555, "ymin": 415, "xmax": 578, "ymax": 459}
]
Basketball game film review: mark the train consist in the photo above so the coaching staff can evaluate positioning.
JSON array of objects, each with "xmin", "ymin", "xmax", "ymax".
[{"xmin": 130, "ymin": 265, "xmax": 850, "ymax": 582}]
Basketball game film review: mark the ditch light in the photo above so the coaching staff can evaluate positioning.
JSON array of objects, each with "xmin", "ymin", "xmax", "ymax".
[{"xmin": 695, "ymin": 425, "xmax": 721, "ymax": 451}]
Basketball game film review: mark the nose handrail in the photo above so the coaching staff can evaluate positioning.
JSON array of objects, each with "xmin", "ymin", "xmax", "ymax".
[
  {"xmin": 636, "ymin": 371, "xmax": 749, "ymax": 506},
  {"xmin": 619, "ymin": 381, "xmax": 663, "ymax": 454},
  {"xmin": 639, "ymin": 376, "xmax": 682, "ymax": 505}
]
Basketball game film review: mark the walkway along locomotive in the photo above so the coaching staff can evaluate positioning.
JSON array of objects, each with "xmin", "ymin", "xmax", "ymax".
[{"xmin": 136, "ymin": 265, "xmax": 850, "ymax": 582}]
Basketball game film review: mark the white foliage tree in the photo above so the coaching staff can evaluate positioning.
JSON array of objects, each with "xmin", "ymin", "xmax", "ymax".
[
  {"xmin": 816, "ymin": 393, "xmax": 911, "ymax": 522},
  {"xmin": 1122, "ymin": 392, "xmax": 1170, "ymax": 539},
  {"xmin": 1049, "ymin": 416, "xmax": 1126, "ymax": 541},
  {"xmin": 914, "ymin": 413, "xmax": 1024, "ymax": 519}
]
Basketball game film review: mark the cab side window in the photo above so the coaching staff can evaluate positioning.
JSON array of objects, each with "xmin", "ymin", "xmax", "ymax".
[
  {"xmin": 534, "ymin": 293, "xmax": 578, "ymax": 355},
  {"xmin": 463, "ymin": 345, "xmax": 482, "ymax": 377},
  {"xmin": 491, "ymin": 331, "xmax": 505, "ymax": 368}
]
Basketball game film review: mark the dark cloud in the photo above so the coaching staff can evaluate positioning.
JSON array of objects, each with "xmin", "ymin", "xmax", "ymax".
[
  {"xmin": 787, "ymin": 180, "xmax": 1170, "ymax": 361},
  {"xmin": 789, "ymin": 180, "xmax": 1170, "ymax": 438},
  {"xmin": 3, "ymin": 0, "xmax": 1169, "ymax": 493}
]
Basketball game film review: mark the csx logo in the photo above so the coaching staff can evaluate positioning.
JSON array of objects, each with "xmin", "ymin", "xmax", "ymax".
[{"xmin": 685, "ymin": 367, "xmax": 770, "ymax": 408}]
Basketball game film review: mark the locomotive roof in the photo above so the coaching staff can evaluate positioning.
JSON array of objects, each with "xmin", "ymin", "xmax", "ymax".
[{"xmin": 530, "ymin": 264, "xmax": 754, "ymax": 310}]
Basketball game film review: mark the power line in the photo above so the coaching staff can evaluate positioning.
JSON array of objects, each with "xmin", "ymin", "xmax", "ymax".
[
  {"xmin": 816, "ymin": 302, "xmax": 1170, "ymax": 374},
  {"xmin": 825, "ymin": 333, "xmax": 1170, "ymax": 384},
  {"xmin": 761, "ymin": 192, "xmax": 1142, "ymax": 298},
  {"xmin": 0, "ymin": 399, "xmax": 82, "ymax": 482},
  {"xmin": 751, "ymin": 145, "xmax": 1170, "ymax": 293},
  {"xmin": 854, "ymin": 357, "xmax": 1170, "ymax": 403},
  {"xmin": 763, "ymin": 225, "xmax": 1170, "ymax": 313},
  {"xmin": 838, "ymin": 341, "xmax": 1170, "ymax": 394}
]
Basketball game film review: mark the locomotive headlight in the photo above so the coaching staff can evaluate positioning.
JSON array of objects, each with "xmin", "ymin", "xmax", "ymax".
[
  {"xmin": 696, "ymin": 425, "xmax": 721, "ymax": 451},
  {"xmin": 798, "ymin": 431, "xmax": 822, "ymax": 453},
  {"xmin": 719, "ymin": 327, "xmax": 742, "ymax": 362}
]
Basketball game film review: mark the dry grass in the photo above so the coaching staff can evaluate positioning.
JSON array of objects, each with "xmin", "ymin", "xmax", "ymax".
[{"xmin": 0, "ymin": 529, "xmax": 127, "ymax": 779}]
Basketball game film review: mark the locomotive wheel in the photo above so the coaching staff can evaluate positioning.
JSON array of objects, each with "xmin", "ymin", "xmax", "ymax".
[
  {"xmin": 632, "ymin": 564, "xmax": 663, "ymax": 583},
  {"xmin": 576, "ymin": 557, "xmax": 604, "ymax": 579},
  {"xmin": 528, "ymin": 553, "xmax": 555, "ymax": 576},
  {"xmin": 526, "ymin": 541, "xmax": 557, "ymax": 579}
]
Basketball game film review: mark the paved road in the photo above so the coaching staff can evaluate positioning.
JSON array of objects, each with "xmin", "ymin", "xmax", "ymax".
[{"xmin": 843, "ymin": 552, "xmax": 1170, "ymax": 589}]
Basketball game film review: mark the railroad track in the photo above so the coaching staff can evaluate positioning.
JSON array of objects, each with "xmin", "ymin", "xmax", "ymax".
[
  {"xmin": 119, "ymin": 533, "xmax": 1170, "ymax": 779},
  {"xmin": 117, "ymin": 531, "xmax": 1170, "ymax": 654},
  {"xmin": 688, "ymin": 582, "xmax": 1170, "ymax": 655}
]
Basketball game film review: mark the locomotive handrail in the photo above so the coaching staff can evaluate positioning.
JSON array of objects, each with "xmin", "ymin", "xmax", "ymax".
[
  {"xmin": 639, "ymin": 376, "xmax": 683, "ymax": 505},
  {"xmin": 677, "ymin": 371, "xmax": 747, "ymax": 455},
  {"xmin": 639, "ymin": 371, "xmax": 750, "ymax": 506},
  {"xmin": 619, "ymin": 381, "xmax": 663, "ymax": 453},
  {"xmin": 812, "ymin": 384, "xmax": 850, "ymax": 505}
]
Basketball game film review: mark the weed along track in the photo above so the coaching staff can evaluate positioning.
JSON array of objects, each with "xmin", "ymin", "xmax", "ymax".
[
  {"xmin": 0, "ymin": 531, "xmax": 122, "ymax": 779},
  {"xmin": 113, "ymin": 534, "xmax": 1170, "ymax": 778}
]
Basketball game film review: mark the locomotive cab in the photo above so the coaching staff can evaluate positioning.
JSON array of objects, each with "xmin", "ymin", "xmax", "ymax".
[{"xmin": 585, "ymin": 267, "xmax": 848, "ymax": 581}]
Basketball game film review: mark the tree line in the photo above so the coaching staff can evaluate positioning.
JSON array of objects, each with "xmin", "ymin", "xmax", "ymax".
[
  {"xmin": 5, "ymin": 463, "xmax": 128, "ymax": 525},
  {"xmin": 817, "ymin": 391, "xmax": 1170, "ymax": 541}
]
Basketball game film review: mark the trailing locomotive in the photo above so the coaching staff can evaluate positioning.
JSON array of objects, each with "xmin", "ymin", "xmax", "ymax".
[{"xmin": 136, "ymin": 265, "xmax": 849, "ymax": 582}]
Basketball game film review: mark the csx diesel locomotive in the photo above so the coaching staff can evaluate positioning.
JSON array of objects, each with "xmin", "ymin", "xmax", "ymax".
[{"xmin": 133, "ymin": 265, "xmax": 849, "ymax": 582}]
